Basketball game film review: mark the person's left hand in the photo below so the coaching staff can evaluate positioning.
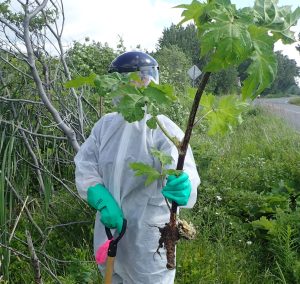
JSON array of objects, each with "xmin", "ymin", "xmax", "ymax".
[{"xmin": 162, "ymin": 172, "xmax": 191, "ymax": 206}]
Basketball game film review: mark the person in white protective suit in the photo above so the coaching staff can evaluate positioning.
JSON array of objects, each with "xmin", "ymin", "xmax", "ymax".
[{"xmin": 74, "ymin": 51, "xmax": 200, "ymax": 284}]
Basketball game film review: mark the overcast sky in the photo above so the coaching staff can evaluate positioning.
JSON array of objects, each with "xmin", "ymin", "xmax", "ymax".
[{"xmin": 60, "ymin": 0, "xmax": 300, "ymax": 65}]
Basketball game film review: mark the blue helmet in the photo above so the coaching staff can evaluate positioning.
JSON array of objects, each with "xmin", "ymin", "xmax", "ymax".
[{"xmin": 108, "ymin": 51, "xmax": 159, "ymax": 84}]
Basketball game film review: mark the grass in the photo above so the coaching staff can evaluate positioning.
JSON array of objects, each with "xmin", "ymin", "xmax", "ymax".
[
  {"xmin": 0, "ymin": 129, "xmax": 16, "ymax": 280},
  {"xmin": 175, "ymin": 106, "xmax": 300, "ymax": 283},
  {"xmin": 288, "ymin": 96, "xmax": 300, "ymax": 106}
]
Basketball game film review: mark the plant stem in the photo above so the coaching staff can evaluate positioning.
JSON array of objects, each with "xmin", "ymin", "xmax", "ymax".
[
  {"xmin": 155, "ymin": 116, "xmax": 181, "ymax": 149},
  {"xmin": 166, "ymin": 71, "xmax": 211, "ymax": 269}
]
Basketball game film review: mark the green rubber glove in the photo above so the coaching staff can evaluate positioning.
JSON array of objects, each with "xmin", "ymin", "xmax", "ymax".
[
  {"xmin": 87, "ymin": 184, "xmax": 123, "ymax": 233},
  {"xmin": 162, "ymin": 172, "xmax": 191, "ymax": 206}
]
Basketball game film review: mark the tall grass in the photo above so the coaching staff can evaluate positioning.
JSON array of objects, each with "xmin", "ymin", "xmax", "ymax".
[{"xmin": 0, "ymin": 128, "xmax": 16, "ymax": 279}]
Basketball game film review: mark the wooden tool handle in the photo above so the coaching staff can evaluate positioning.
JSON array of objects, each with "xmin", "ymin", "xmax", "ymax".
[{"xmin": 104, "ymin": 256, "xmax": 115, "ymax": 284}]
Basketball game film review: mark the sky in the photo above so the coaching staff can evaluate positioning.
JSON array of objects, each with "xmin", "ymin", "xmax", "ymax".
[{"xmin": 61, "ymin": 0, "xmax": 299, "ymax": 66}]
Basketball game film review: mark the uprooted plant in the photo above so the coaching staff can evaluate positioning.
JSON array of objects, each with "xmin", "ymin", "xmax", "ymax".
[{"xmin": 67, "ymin": 0, "xmax": 300, "ymax": 269}]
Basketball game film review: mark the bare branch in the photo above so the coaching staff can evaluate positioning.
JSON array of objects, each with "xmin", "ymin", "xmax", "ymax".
[
  {"xmin": 28, "ymin": 0, "xmax": 49, "ymax": 19},
  {"xmin": 4, "ymin": 176, "xmax": 44, "ymax": 237},
  {"xmin": 22, "ymin": 7, "xmax": 80, "ymax": 151},
  {"xmin": 20, "ymin": 130, "xmax": 46, "ymax": 195},
  {"xmin": 45, "ymin": 221, "xmax": 91, "ymax": 231},
  {"xmin": 34, "ymin": 0, "xmax": 85, "ymax": 140},
  {"xmin": 0, "ymin": 97, "xmax": 43, "ymax": 105},
  {"xmin": 26, "ymin": 230, "xmax": 44, "ymax": 284},
  {"xmin": 9, "ymin": 196, "xmax": 29, "ymax": 243},
  {"xmin": 1, "ymin": 27, "xmax": 27, "ymax": 58},
  {"xmin": 16, "ymin": 153, "xmax": 84, "ymax": 202},
  {"xmin": 0, "ymin": 54, "xmax": 33, "ymax": 80},
  {"xmin": 0, "ymin": 17, "xmax": 24, "ymax": 38},
  {"xmin": 0, "ymin": 119, "xmax": 68, "ymax": 140},
  {"xmin": 82, "ymin": 94, "xmax": 100, "ymax": 117},
  {"xmin": 0, "ymin": 242, "xmax": 31, "ymax": 259},
  {"xmin": 58, "ymin": 0, "xmax": 65, "ymax": 36}
]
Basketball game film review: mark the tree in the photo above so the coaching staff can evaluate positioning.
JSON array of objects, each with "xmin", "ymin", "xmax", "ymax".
[
  {"xmin": 206, "ymin": 67, "xmax": 240, "ymax": 95},
  {"xmin": 154, "ymin": 45, "xmax": 193, "ymax": 89},
  {"xmin": 157, "ymin": 22, "xmax": 240, "ymax": 96},
  {"xmin": 66, "ymin": 39, "xmax": 117, "ymax": 117},
  {"xmin": 152, "ymin": 45, "xmax": 193, "ymax": 127},
  {"xmin": 0, "ymin": 1, "xmax": 88, "ymax": 281},
  {"xmin": 264, "ymin": 51, "xmax": 300, "ymax": 96},
  {"xmin": 157, "ymin": 23, "xmax": 202, "ymax": 68},
  {"xmin": 66, "ymin": 40, "xmax": 115, "ymax": 77},
  {"xmin": 0, "ymin": 0, "xmax": 82, "ymax": 151}
]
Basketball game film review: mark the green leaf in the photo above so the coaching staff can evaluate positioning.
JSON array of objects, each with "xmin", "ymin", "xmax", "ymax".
[
  {"xmin": 200, "ymin": 94, "xmax": 248, "ymax": 135},
  {"xmin": 242, "ymin": 53, "xmax": 277, "ymax": 99},
  {"xmin": 163, "ymin": 169, "xmax": 182, "ymax": 177},
  {"xmin": 108, "ymin": 84, "xmax": 140, "ymax": 98},
  {"xmin": 200, "ymin": 5, "xmax": 253, "ymax": 70},
  {"xmin": 186, "ymin": 87, "xmax": 198, "ymax": 99},
  {"xmin": 129, "ymin": 72, "xmax": 142, "ymax": 83},
  {"xmin": 65, "ymin": 73, "xmax": 96, "ymax": 88},
  {"xmin": 129, "ymin": 162, "xmax": 161, "ymax": 186},
  {"xmin": 251, "ymin": 216, "xmax": 276, "ymax": 234},
  {"xmin": 241, "ymin": 26, "xmax": 277, "ymax": 99},
  {"xmin": 205, "ymin": 36, "xmax": 251, "ymax": 71},
  {"xmin": 176, "ymin": 0, "xmax": 298, "ymax": 98},
  {"xmin": 200, "ymin": 93, "xmax": 216, "ymax": 109},
  {"xmin": 146, "ymin": 117, "xmax": 157, "ymax": 129},
  {"xmin": 94, "ymin": 74, "xmax": 121, "ymax": 96},
  {"xmin": 150, "ymin": 148, "xmax": 173, "ymax": 168},
  {"xmin": 174, "ymin": 0, "xmax": 206, "ymax": 26},
  {"xmin": 143, "ymin": 86, "xmax": 170, "ymax": 104},
  {"xmin": 116, "ymin": 95, "xmax": 145, "ymax": 123},
  {"xmin": 144, "ymin": 83, "xmax": 177, "ymax": 103},
  {"xmin": 110, "ymin": 79, "xmax": 176, "ymax": 123},
  {"xmin": 253, "ymin": 0, "xmax": 300, "ymax": 43}
]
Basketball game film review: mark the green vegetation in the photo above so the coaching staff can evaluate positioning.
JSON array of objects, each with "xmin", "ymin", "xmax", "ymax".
[
  {"xmin": 264, "ymin": 52, "xmax": 300, "ymax": 97},
  {"xmin": 4, "ymin": 107, "xmax": 300, "ymax": 283},
  {"xmin": 176, "ymin": 107, "xmax": 300, "ymax": 283},
  {"xmin": 1, "ymin": 0, "xmax": 300, "ymax": 283},
  {"xmin": 158, "ymin": 25, "xmax": 300, "ymax": 98},
  {"xmin": 289, "ymin": 96, "xmax": 300, "ymax": 106}
]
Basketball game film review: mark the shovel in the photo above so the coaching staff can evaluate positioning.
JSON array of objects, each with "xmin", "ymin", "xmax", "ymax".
[{"xmin": 104, "ymin": 219, "xmax": 127, "ymax": 284}]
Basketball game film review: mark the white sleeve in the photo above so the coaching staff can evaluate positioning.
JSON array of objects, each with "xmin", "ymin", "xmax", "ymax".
[
  {"xmin": 154, "ymin": 115, "xmax": 200, "ymax": 208},
  {"xmin": 74, "ymin": 121, "xmax": 103, "ymax": 200}
]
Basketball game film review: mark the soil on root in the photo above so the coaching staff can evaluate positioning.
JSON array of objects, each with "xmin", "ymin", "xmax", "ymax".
[{"xmin": 156, "ymin": 219, "xmax": 196, "ymax": 270}]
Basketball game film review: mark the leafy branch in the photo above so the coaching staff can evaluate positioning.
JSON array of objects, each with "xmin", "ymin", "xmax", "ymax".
[{"xmin": 129, "ymin": 149, "xmax": 181, "ymax": 187}]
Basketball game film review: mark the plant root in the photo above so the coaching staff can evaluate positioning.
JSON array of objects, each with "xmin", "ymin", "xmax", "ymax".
[
  {"xmin": 177, "ymin": 219, "xmax": 196, "ymax": 240},
  {"xmin": 155, "ymin": 218, "xmax": 196, "ymax": 270}
]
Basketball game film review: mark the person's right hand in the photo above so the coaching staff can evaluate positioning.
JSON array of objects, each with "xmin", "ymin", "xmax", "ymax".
[{"xmin": 87, "ymin": 184, "xmax": 124, "ymax": 233}]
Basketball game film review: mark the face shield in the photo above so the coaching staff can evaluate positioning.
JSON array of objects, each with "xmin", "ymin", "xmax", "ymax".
[
  {"xmin": 112, "ymin": 66, "xmax": 159, "ymax": 106},
  {"xmin": 138, "ymin": 66, "xmax": 159, "ymax": 86}
]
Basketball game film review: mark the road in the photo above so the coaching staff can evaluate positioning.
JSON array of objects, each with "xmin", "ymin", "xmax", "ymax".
[{"xmin": 255, "ymin": 97, "xmax": 300, "ymax": 132}]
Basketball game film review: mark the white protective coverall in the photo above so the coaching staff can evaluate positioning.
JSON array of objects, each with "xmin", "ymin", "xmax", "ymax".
[{"xmin": 74, "ymin": 112, "xmax": 200, "ymax": 284}]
